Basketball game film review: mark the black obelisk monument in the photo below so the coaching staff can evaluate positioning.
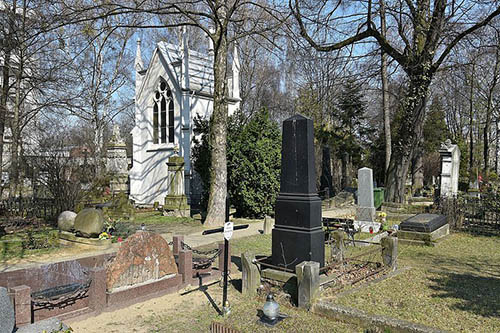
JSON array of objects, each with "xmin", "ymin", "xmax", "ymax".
[{"xmin": 272, "ymin": 114, "xmax": 325, "ymax": 269}]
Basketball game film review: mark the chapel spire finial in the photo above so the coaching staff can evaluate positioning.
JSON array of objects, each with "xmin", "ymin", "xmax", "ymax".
[{"xmin": 135, "ymin": 38, "xmax": 144, "ymax": 72}]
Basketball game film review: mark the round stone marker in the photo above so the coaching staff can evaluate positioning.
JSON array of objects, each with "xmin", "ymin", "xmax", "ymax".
[
  {"xmin": 74, "ymin": 208, "xmax": 105, "ymax": 238},
  {"xmin": 57, "ymin": 211, "xmax": 77, "ymax": 231}
]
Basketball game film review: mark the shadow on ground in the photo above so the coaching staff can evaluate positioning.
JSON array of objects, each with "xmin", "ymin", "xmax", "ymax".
[{"xmin": 429, "ymin": 271, "xmax": 500, "ymax": 318}]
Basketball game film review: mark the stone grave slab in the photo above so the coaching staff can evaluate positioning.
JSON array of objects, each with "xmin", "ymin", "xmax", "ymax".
[
  {"xmin": 398, "ymin": 213, "xmax": 449, "ymax": 245},
  {"xmin": 400, "ymin": 213, "xmax": 447, "ymax": 233}
]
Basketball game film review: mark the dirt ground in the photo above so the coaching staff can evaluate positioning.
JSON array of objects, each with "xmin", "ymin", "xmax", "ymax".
[{"xmin": 67, "ymin": 277, "xmax": 229, "ymax": 333}]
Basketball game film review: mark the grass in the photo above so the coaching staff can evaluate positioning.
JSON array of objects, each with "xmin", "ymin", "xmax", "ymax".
[
  {"xmin": 143, "ymin": 269, "xmax": 363, "ymax": 333},
  {"xmin": 0, "ymin": 228, "xmax": 61, "ymax": 261},
  {"xmin": 192, "ymin": 232, "xmax": 500, "ymax": 332},
  {"xmin": 331, "ymin": 233, "xmax": 500, "ymax": 332},
  {"xmin": 129, "ymin": 211, "xmax": 204, "ymax": 235}
]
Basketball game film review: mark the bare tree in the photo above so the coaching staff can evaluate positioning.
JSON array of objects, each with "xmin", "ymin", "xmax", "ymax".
[{"xmin": 292, "ymin": 0, "xmax": 500, "ymax": 202}]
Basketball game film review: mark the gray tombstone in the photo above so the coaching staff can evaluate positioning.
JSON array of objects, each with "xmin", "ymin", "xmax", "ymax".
[
  {"xmin": 356, "ymin": 167, "xmax": 375, "ymax": 222},
  {"xmin": 0, "ymin": 287, "xmax": 15, "ymax": 333},
  {"xmin": 439, "ymin": 140, "xmax": 460, "ymax": 197}
]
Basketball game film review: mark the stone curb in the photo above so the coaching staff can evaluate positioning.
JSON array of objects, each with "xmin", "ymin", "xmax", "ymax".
[{"xmin": 312, "ymin": 301, "xmax": 450, "ymax": 333}]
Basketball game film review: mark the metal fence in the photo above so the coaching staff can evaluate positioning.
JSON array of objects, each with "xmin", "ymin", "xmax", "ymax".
[
  {"xmin": 0, "ymin": 197, "xmax": 62, "ymax": 228},
  {"xmin": 437, "ymin": 192, "xmax": 500, "ymax": 236}
]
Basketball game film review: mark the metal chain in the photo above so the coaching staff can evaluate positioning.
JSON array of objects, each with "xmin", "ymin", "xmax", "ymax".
[
  {"xmin": 192, "ymin": 249, "xmax": 222, "ymax": 270},
  {"xmin": 181, "ymin": 241, "xmax": 219, "ymax": 255}
]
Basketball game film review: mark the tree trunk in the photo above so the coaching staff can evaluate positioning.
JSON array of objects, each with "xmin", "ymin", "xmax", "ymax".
[
  {"xmin": 468, "ymin": 64, "xmax": 474, "ymax": 172},
  {"xmin": 380, "ymin": 0, "xmax": 391, "ymax": 176},
  {"xmin": 483, "ymin": 44, "xmax": 500, "ymax": 174},
  {"xmin": 385, "ymin": 75, "xmax": 430, "ymax": 202},
  {"xmin": 9, "ymin": 67, "xmax": 22, "ymax": 198},
  {"xmin": 205, "ymin": 25, "xmax": 229, "ymax": 227},
  {"xmin": 496, "ymin": 119, "xmax": 499, "ymax": 174},
  {"xmin": 0, "ymin": 2, "xmax": 15, "ymax": 198}
]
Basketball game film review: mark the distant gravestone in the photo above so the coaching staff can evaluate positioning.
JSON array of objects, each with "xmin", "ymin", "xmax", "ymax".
[
  {"xmin": 57, "ymin": 211, "xmax": 77, "ymax": 231},
  {"xmin": 0, "ymin": 287, "xmax": 15, "ymax": 333},
  {"xmin": 107, "ymin": 124, "xmax": 128, "ymax": 193},
  {"xmin": 164, "ymin": 153, "xmax": 190, "ymax": 216},
  {"xmin": 439, "ymin": 140, "xmax": 460, "ymax": 197},
  {"xmin": 272, "ymin": 114, "xmax": 324, "ymax": 269},
  {"xmin": 73, "ymin": 208, "xmax": 105, "ymax": 237},
  {"xmin": 106, "ymin": 231, "xmax": 178, "ymax": 291},
  {"xmin": 356, "ymin": 167, "xmax": 375, "ymax": 222},
  {"xmin": 320, "ymin": 146, "xmax": 333, "ymax": 197}
]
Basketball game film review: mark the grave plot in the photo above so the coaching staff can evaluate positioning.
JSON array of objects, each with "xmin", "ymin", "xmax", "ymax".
[
  {"xmin": 0, "ymin": 230, "xmax": 227, "ymax": 329},
  {"xmin": 241, "ymin": 115, "xmax": 397, "ymax": 314}
]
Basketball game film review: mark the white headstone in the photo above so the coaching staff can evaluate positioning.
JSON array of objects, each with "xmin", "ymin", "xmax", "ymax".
[
  {"xmin": 356, "ymin": 167, "xmax": 376, "ymax": 223},
  {"xmin": 439, "ymin": 140, "xmax": 460, "ymax": 197}
]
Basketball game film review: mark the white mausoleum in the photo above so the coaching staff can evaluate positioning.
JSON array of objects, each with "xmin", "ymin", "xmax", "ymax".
[{"xmin": 129, "ymin": 30, "xmax": 240, "ymax": 205}]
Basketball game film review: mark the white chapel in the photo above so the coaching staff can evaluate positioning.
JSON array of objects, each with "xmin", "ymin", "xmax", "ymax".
[{"xmin": 129, "ymin": 30, "xmax": 241, "ymax": 205}]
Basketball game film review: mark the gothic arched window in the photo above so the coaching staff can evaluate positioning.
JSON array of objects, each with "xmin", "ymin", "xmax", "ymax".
[{"xmin": 153, "ymin": 80, "xmax": 175, "ymax": 144}]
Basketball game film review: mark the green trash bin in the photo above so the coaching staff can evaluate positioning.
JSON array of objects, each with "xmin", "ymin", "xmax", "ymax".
[{"xmin": 373, "ymin": 187, "xmax": 385, "ymax": 209}]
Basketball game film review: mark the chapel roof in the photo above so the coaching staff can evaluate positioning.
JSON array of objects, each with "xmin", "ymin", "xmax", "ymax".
[{"xmin": 157, "ymin": 41, "xmax": 214, "ymax": 95}]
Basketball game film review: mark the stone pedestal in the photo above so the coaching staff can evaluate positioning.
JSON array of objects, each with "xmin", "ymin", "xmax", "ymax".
[
  {"xmin": 107, "ymin": 124, "xmax": 129, "ymax": 194},
  {"xmin": 439, "ymin": 140, "xmax": 460, "ymax": 198},
  {"xmin": 272, "ymin": 115, "xmax": 324, "ymax": 269},
  {"xmin": 164, "ymin": 155, "xmax": 190, "ymax": 216},
  {"xmin": 356, "ymin": 167, "xmax": 375, "ymax": 222}
]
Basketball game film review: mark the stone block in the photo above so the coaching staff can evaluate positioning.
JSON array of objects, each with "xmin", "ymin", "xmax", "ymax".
[
  {"xmin": 89, "ymin": 267, "xmax": 107, "ymax": 313},
  {"xmin": 0, "ymin": 287, "xmax": 15, "ymax": 333},
  {"xmin": 397, "ymin": 223, "xmax": 449, "ymax": 243},
  {"xmin": 356, "ymin": 206, "xmax": 376, "ymax": 223},
  {"xmin": 11, "ymin": 285, "xmax": 31, "ymax": 327},
  {"xmin": 296, "ymin": 261, "xmax": 320, "ymax": 309},
  {"xmin": 178, "ymin": 250, "xmax": 193, "ymax": 285},
  {"xmin": 172, "ymin": 235, "xmax": 184, "ymax": 256},
  {"xmin": 241, "ymin": 252, "xmax": 260, "ymax": 295},
  {"xmin": 263, "ymin": 216, "xmax": 274, "ymax": 235},
  {"xmin": 380, "ymin": 236, "xmax": 398, "ymax": 270}
]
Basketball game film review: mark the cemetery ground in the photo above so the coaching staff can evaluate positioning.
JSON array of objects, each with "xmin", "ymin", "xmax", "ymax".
[{"xmin": 68, "ymin": 230, "xmax": 500, "ymax": 332}]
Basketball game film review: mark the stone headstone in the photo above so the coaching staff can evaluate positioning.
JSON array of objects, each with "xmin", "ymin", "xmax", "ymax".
[
  {"xmin": 57, "ymin": 210, "xmax": 77, "ymax": 231},
  {"xmin": 73, "ymin": 208, "xmax": 105, "ymax": 237},
  {"xmin": 106, "ymin": 231, "xmax": 178, "ymax": 291},
  {"xmin": 439, "ymin": 140, "xmax": 460, "ymax": 197},
  {"xmin": 272, "ymin": 115, "xmax": 324, "ymax": 269},
  {"xmin": 356, "ymin": 167, "xmax": 375, "ymax": 222},
  {"xmin": 0, "ymin": 287, "xmax": 15, "ymax": 333},
  {"xmin": 164, "ymin": 154, "xmax": 190, "ymax": 216}
]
